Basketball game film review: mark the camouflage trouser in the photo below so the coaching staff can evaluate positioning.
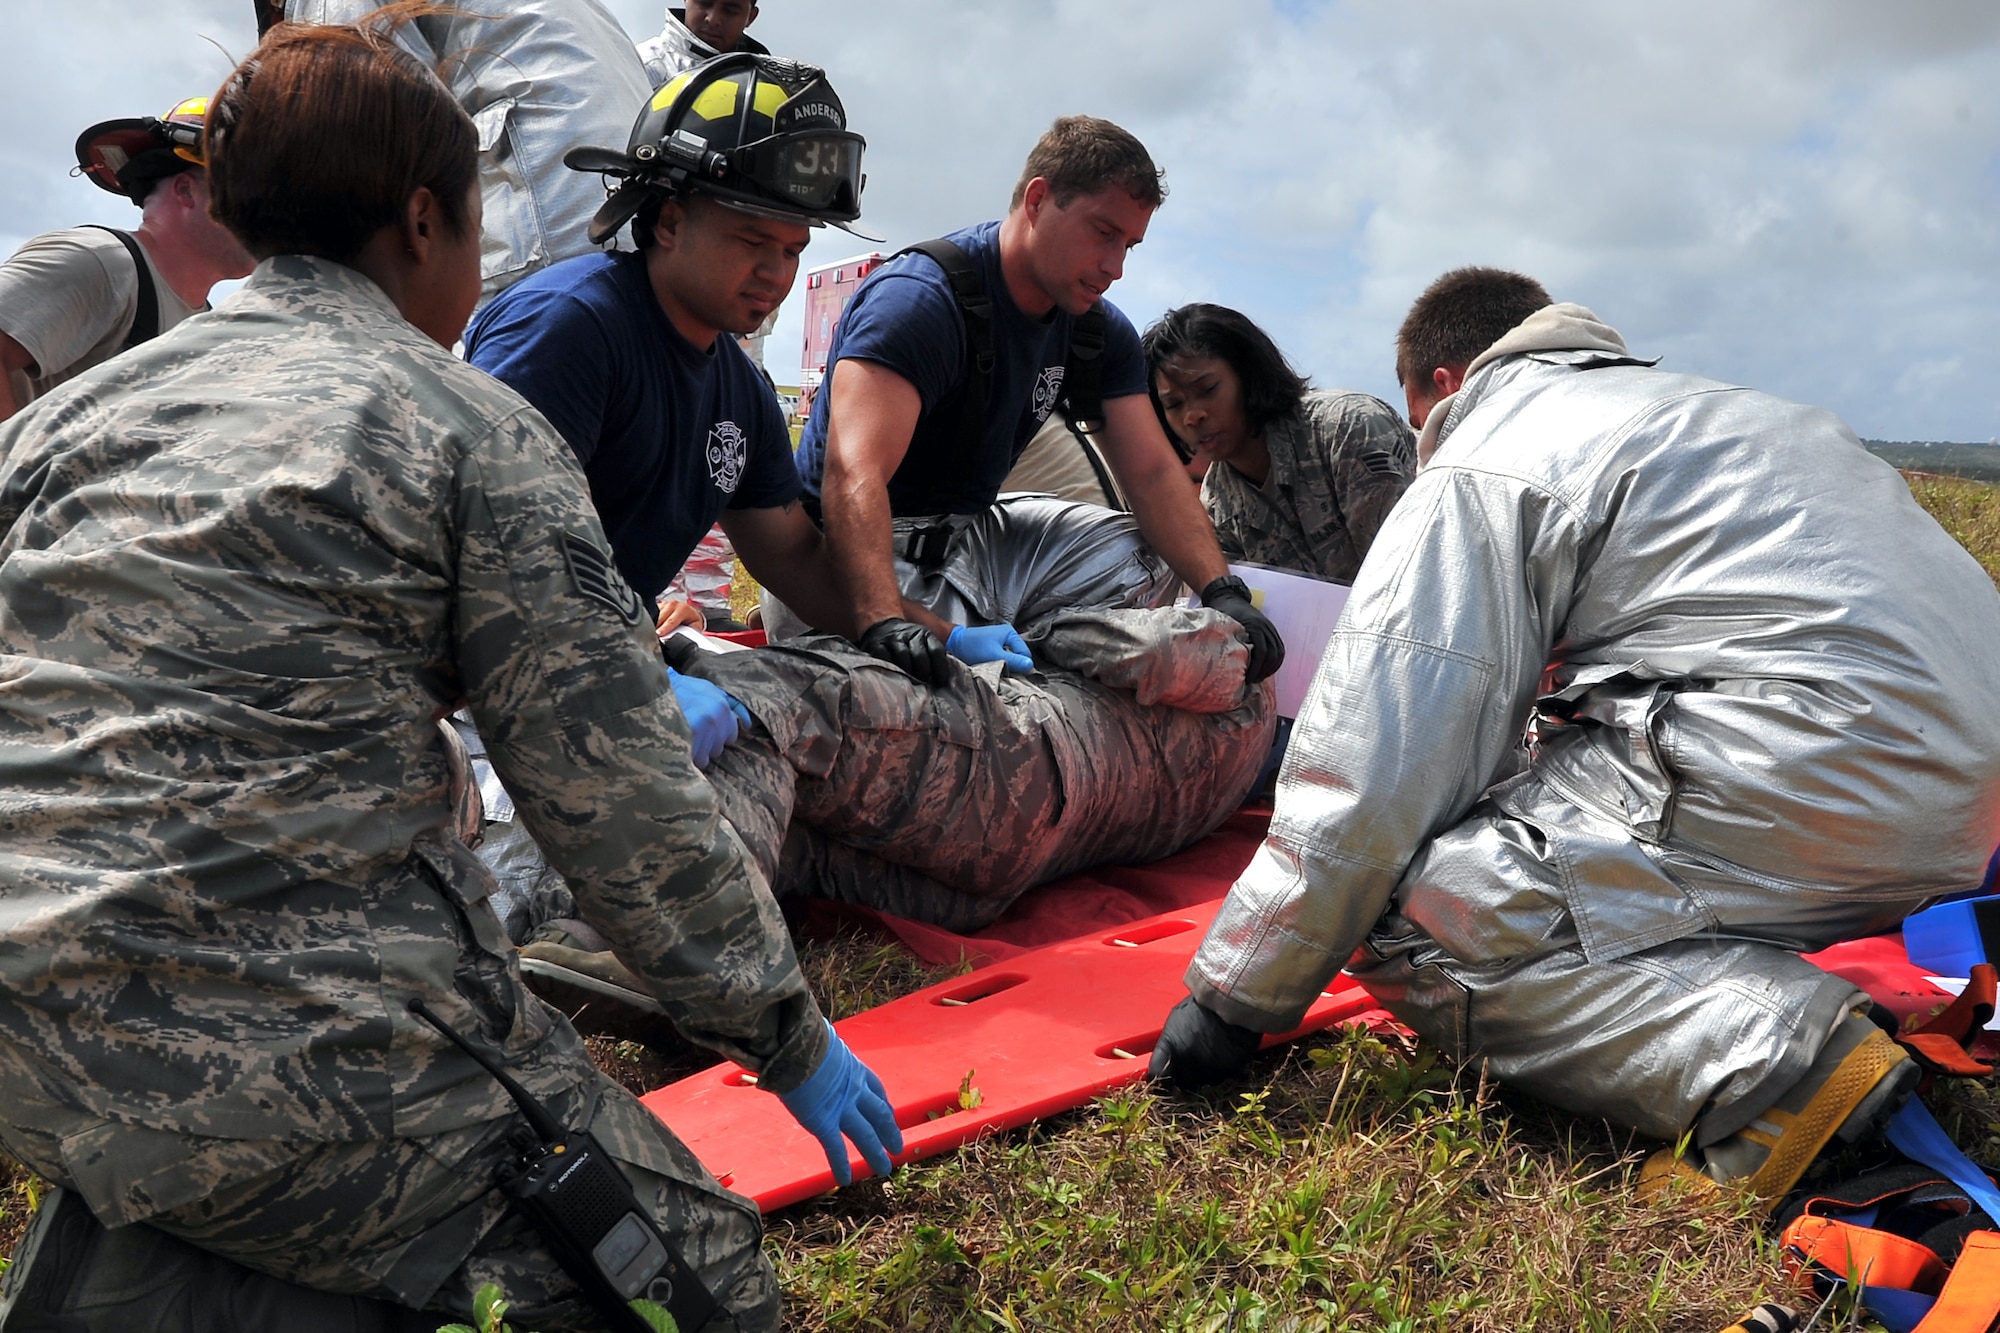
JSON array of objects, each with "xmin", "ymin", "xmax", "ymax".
[
  {"xmin": 0, "ymin": 1037, "xmax": 775, "ymax": 1331},
  {"xmin": 686, "ymin": 607, "xmax": 1277, "ymax": 929}
]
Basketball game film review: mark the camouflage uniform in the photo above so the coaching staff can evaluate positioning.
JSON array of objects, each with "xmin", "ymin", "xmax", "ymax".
[
  {"xmin": 683, "ymin": 607, "xmax": 1277, "ymax": 929},
  {"xmin": 0, "ymin": 255, "xmax": 824, "ymax": 1330},
  {"xmin": 1201, "ymin": 388, "xmax": 1416, "ymax": 582}
]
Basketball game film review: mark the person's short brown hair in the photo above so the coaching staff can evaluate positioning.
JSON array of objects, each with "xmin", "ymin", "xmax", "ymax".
[
  {"xmin": 1394, "ymin": 267, "xmax": 1552, "ymax": 390},
  {"xmin": 207, "ymin": 3, "xmax": 477, "ymax": 263},
  {"xmin": 1009, "ymin": 116, "xmax": 1166, "ymax": 211}
]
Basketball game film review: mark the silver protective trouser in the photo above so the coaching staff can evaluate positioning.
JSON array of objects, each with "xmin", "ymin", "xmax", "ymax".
[
  {"xmin": 1346, "ymin": 775, "xmax": 1887, "ymax": 1143},
  {"xmin": 764, "ymin": 493, "xmax": 1182, "ymax": 638}
]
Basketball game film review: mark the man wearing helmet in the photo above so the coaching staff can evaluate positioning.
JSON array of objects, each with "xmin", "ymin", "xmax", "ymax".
[
  {"xmin": 793, "ymin": 117, "xmax": 1287, "ymax": 690},
  {"xmin": 465, "ymin": 54, "xmax": 899, "ymax": 765},
  {"xmin": 0, "ymin": 99, "xmax": 252, "ymax": 423}
]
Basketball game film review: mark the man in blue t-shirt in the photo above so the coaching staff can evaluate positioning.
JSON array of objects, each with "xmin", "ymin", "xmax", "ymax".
[
  {"xmin": 468, "ymin": 246, "xmax": 798, "ymax": 613},
  {"xmin": 466, "ymin": 54, "xmax": 914, "ymax": 767},
  {"xmin": 797, "ymin": 116, "xmax": 1284, "ymax": 687}
]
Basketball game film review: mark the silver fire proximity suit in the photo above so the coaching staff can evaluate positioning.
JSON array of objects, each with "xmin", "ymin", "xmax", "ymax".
[
  {"xmin": 284, "ymin": 0, "xmax": 652, "ymax": 298},
  {"xmin": 1187, "ymin": 306, "xmax": 2000, "ymax": 1143}
]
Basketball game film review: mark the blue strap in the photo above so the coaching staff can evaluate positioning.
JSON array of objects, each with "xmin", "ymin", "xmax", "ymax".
[
  {"xmin": 1885, "ymin": 1098, "xmax": 2000, "ymax": 1223},
  {"xmin": 1859, "ymin": 1285, "xmax": 1936, "ymax": 1333}
]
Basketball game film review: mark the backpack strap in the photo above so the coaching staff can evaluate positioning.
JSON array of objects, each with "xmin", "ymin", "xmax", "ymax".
[
  {"xmin": 895, "ymin": 239, "xmax": 992, "ymax": 452},
  {"xmin": 1061, "ymin": 303, "xmax": 1107, "ymax": 433},
  {"xmin": 80, "ymin": 226, "xmax": 161, "ymax": 352},
  {"xmin": 894, "ymin": 241, "xmax": 1115, "ymax": 478}
]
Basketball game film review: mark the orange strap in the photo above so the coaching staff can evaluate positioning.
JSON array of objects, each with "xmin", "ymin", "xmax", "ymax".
[
  {"xmin": 1780, "ymin": 1213, "xmax": 1949, "ymax": 1296},
  {"xmin": 1904, "ymin": 1033, "xmax": 1996, "ymax": 1079},
  {"xmin": 1912, "ymin": 1230, "xmax": 2000, "ymax": 1333}
]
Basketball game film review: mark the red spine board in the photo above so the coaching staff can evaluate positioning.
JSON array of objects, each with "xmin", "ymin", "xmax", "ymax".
[{"xmin": 641, "ymin": 898, "xmax": 1397, "ymax": 1212}]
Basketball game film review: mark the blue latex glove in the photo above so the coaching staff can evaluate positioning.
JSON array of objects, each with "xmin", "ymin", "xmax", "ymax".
[
  {"xmin": 666, "ymin": 667, "xmax": 750, "ymax": 768},
  {"xmin": 775, "ymin": 1022, "xmax": 904, "ymax": 1184},
  {"xmin": 946, "ymin": 622, "xmax": 1035, "ymax": 674}
]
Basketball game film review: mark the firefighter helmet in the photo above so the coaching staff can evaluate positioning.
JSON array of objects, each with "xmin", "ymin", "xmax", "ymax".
[
  {"xmin": 566, "ymin": 53, "xmax": 878, "ymax": 244},
  {"xmin": 75, "ymin": 97, "xmax": 211, "ymax": 203}
]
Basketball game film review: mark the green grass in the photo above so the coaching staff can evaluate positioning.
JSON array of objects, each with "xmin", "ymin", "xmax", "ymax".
[
  {"xmin": 2, "ymin": 471, "xmax": 1996, "ymax": 1329},
  {"xmin": 1906, "ymin": 471, "xmax": 2000, "ymax": 585},
  {"xmin": 766, "ymin": 936, "xmax": 1786, "ymax": 1332}
]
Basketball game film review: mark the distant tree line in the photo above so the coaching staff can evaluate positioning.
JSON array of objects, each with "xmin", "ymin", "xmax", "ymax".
[{"xmin": 1862, "ymin": 439, "xmax": 2000, "ymax": 484}]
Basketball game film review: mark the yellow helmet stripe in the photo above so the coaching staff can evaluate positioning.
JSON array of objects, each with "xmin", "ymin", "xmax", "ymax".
[
  {"xmin": 650, "ymin": 72, "xmax": 697, "ymax": 114},
  {"xmin": 690, "ymin": 78, "xmax": 741, "ymax": 122}
]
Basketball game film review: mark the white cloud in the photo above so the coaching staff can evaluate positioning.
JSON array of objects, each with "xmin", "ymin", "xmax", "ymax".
[{"xmin": 4, "ymin": 0, "xmax": 1996, "ymax": 438}]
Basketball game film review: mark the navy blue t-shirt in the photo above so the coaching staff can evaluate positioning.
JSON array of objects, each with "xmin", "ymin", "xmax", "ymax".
[
  {"xmin": 795, "ymin": 220, "xmax": 1147, "ymax": 516},
  {"xmin": 464, "ymin": 250, "xmax": 798, "ymax": 601}
]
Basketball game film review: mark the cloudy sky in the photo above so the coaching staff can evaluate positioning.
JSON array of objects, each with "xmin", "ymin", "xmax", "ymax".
[{"xmin": 5, "ymin": 1, "xmax": 1997, "ymax": 442}]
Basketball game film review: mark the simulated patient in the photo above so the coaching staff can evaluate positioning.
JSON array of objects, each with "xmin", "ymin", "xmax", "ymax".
[{"xmin": 511, "ymin": 605, "xmax": 1276, "ymax": 1035}]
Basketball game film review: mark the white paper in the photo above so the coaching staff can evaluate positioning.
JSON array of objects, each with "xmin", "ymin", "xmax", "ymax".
[
  {"xmin": 1226, "ymin": 561, "xmax": 1351, "ymax": 719},
  {"xmin": 669, "ymin": 626, "xmax": 753, "ymax": 655}
]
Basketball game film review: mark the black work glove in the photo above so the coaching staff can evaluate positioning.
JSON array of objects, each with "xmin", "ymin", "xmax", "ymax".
[
  {"xmin": 1200, "ymin": 575, "xmax": 1286, "ymax": 684},
  {"xmin": 857, "ymin": 617, "xmax": 950, "ymax": 686},
  {"xmin": 1148, "ymin": 995, "xmax": 1264, "ymax": 1090}
]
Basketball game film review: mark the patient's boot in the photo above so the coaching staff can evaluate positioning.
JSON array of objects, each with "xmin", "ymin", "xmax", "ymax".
[
  {"xmin": 1640, "ymin": 1011, "xmax": 1920, "ymax": 1213},
  {"xmin": 517, "ymin": 919, "xmax": 687, "ymax": 1051}
]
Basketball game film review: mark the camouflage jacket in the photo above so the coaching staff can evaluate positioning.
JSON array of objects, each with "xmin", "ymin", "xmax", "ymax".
[
  {"xmin": 1201, "ymin": 389, "xmax": 1416, "ymax": 582},
  {"xmin": 0, "ymin": 256, "xmax": 823, "ymax": 1146}
]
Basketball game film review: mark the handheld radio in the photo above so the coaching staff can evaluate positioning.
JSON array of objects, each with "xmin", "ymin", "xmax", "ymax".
[{"xmin": 408, "ymin": 999, "xmax": 718, "ymax": 1333}]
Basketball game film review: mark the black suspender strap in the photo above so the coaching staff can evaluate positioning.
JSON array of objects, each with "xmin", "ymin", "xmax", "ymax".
[
  {"xmin": 81, "ymin": 226, "xmax": 160, "ymax": 351},
  {"xmin": 894, "ymin": 238, "xmax": 993, "ymax": 452},
  {"xmin": 1061, "ymin": 304, "xmax": 1107, "ymax": 434}
]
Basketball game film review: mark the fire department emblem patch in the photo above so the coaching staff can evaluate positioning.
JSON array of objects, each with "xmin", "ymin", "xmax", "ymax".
[
  {"xmin": 707, "ymin": 421, "xmax": 747, "ymax": 494},
  {"xmin": 1031, "ymin": 365, "xmax": 1066, "ymax": 424}
]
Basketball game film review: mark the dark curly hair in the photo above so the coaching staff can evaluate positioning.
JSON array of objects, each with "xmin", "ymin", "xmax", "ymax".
[{"xmin": 1142, "ymin": 303, "xmax": 1311, "ymax": 457}]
